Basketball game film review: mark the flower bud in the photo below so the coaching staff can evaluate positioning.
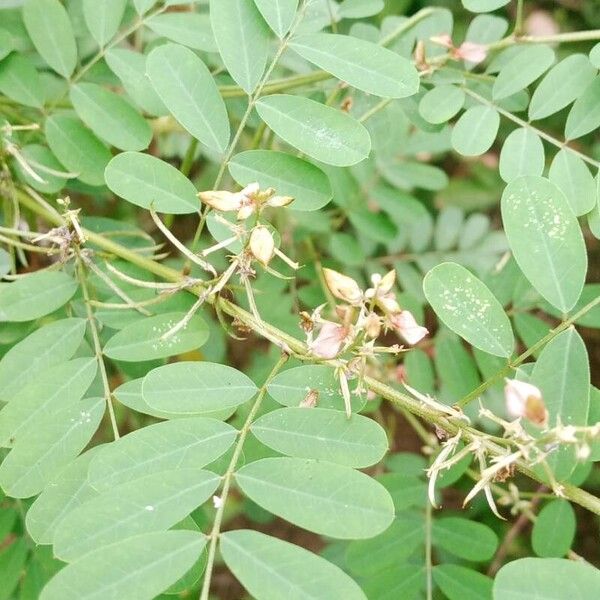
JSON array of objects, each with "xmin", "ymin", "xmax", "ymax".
[
  {"xmin": 364, "ymin": 313, "xmax": 381, "ymax": 339},
  {"xmin": 267, "ymin": 195, "xmax": 294, "ymax": 208},
  {"xmin": 198, "ymin": 190, "xmax": 243, "ymax": 212},
  {"xmin": 377, "ymin": 293, "xmax": 401, "ymax": 314},
  {"xmin": 379, "ymin": 269, "xmax": 396, "ymax": 294},
  {"xmin": 323, "ymin": 268, "xmax": 362, "ymax": 305},
  {"xmin": 309, "ymin": 321, "xmax": 348, "ymax": 359},
  {"xmin": 249, "ymin": 226, "xmax": 275, "ymax": 266},
  {"xmin": 389, "ymin": 310, "xmax": 428, "ymax": 345},
  {"xmin": 504, "ymin": 379, "xmax": 548, "ymax": 427}
]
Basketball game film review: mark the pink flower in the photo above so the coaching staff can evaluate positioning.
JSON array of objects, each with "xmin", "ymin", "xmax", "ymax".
[
  {"xmin": 309, "ymin": 321, "xmax": 349, "ymax": 359},
  {"xmin": 389, "ymin": 311, "xmax": 428, "ymax": 345},
  {"xmin": 456, "ymin": 42, "xmax": 487, "ymax": 65}
]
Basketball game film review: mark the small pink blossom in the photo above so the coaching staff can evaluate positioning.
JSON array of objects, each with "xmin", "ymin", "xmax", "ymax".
[
  {"xmin": 456, "ymin": 42, "xmax": 487, "ymax": 65},
  {"xmin": 309, "ymin": 321, "xmax": 349, "ymax": 359},
  {"xmin": 389, "ymin": 310, "xmax": 428, "ymax": 345}
]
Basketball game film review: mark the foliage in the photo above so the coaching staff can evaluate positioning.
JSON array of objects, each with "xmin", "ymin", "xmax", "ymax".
[{"xmin": 0, "ymin": 0, "xmax": 599, "ymax": 599}]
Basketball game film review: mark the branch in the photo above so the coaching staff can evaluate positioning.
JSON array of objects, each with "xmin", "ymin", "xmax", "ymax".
[{"xmin": 11, "ymin": 187, "xmax": 600, "ymax": 516}]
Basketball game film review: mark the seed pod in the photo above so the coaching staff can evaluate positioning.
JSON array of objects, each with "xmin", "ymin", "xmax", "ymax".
[{"xmin": 323, "ymin": 268, "xmax": 362, "ymax": 305}]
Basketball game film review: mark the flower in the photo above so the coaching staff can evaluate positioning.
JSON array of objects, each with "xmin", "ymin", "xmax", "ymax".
[
  {"xmin": 389, "ymin": 310, "xmax": 428, "ymax": 345},
  {"xmin": 323, "ymin": 268, "xmax": 362, "ymax": 305},
  {"xmin": 249, "ymin": 226, "xmax": 275, "ymax": 266},
  {"xmin": 198, "ymin": 182, "xmax": 259, "ymax": 219},
  {"xmin": 309, "ymin": 321, "xmax": 349, "ymax": 359},
  {"xmin": 456, "ymin": 42, "xmax": 487, "ymax": 64},
  {"xmin": 504, "ymin": 379, "xmax": 548, "ymax": 427}
]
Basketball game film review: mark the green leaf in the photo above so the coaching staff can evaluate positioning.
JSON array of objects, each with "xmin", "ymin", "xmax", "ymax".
[
  {"xmin": 0, "ymin": 397, "xmax": 104, "ymax": 498},
  {"xmin": 0, "ymin": 271, "xmax": 77, "ymax": 322},
  {"xmin": 143, "ymin": 361, "xmax": 257, "ymax": 414},
  {"xmin": 253, "ymin": 0, "xmax": 298, "ymax": 38},
  {"xmin": 83, "ymin": 0, "xmax": 126, "ymax": 48},
  {"xmin": 0, "ymin": 357, "xmax": 97, "ymax": 447},
  {"xmin": 531, "ymin": 328, "xmax": 589, "ymax": 479},
  {"xmin": 419, "ymin": 85, "xmax": 465, "ymax": 124},
  {"xmin": 0, "ymin": 318, "xmax": 85, "ymax": 400},
  {"xmin": 53, "ymin": 468, "xmax": 218, "ymax": 561},
  {"xmin": 529, "ymin": 54, "xmax": 596, "ymax": 121},
  {"xmin": 493, "ymin": 558, "xmax": 600, "ymax": 600},
  {"xmin": 502, "ymin": 176, "xmax": 586, "ymax": 312},
  {"xmin": 590, "ymin": 43, "xmax": 600, "ymax": 68},
  {"xmin": 423, "ymin": 262, "xmax": 514, "ymax": 357},
  {"xmin": 433, "ymin": 564, "xmax": 492, "ymax": 600},
  {"xmin": 114, "ymin": 377, "xmax": 236, "ymax": 421},
  {"xmin": 105, "ymin": 48, "xmax": 167, "ymax": 116},
  {"xmin": 493, "ymin": 45, "xmax": 555, "ymax": 100},
  {"xmin": 146, "ymin": 13, "xmax": 217, "ymax": 51},
  {"xmin": 87, "ymin": 417, "xmax": 237, "ymax": 491},
  {"xmin": 210, "ymin": 0, "xmax": 270, "ymax": 94},
  {"xmin": 229, "ymin": 150, "xmax": 332, "ymax": 211},
  {"xmin": 26, "ymin": 447, "xmax": 100, "ymax": 545},
  {"xmin": 0, "ymin": 29, "xmax": 14, "ymax": 62},
  {"xmin": 338, "ymin": 0, "xmax": 384, "ymax": 19},
  {"xmin": 255, "ymin": 94, "xmax": 371, "ymax": 166},
  {"xmin": 15, "ymin": 144, "xmax": 69, "ymax": 193},
  {"xmin": 250, "ymin": 407, "xmax": 388, "ymax": 467},
  {"xmin": 451, "ymin": 105, "xmax": 499, "ymax": 156},
  {"xmin": 462, "ymin": 0, "xmax": 509, "ymax": 12},
  {"xmin": 41, "ymin": 531, "xmax": 207, "ymax": 600},
  {"xmin": 69, "ymin": 83, "xmax": 152, "ymax": 151},
  {"xmin": 289, "ymin": 33, "xmax": 419, "ymax": 98},
  {"xmin": 499, "ymin": 128, "xmax": 545, "ymax": 183},
  {"xmin": 432, "ymin": 517, "xmax": 498, "ymax": 561},
  {"xmin": 345, "ymin": 515, "xmax": 424, "ymax": 576},
  {"xmin": 548, "ymin": 149, "xmax": 596, "ymax": 216},
  {"xmin": 0, "ymin": 53, "xmax": 44, "ymax": 109},
  {"xmin": 45, "ymin": 114, "xmax": 111, "ymax": 186},
  {"xmin": 147, "ymin": 43, "xmax": 229, "ymax": 153},
  {"xmin": 532, "ymin": 499, "xmax": 576, "ymax": 558},
  {"xmin": 221, "ymin": 529, "xmax": 366, "ymax": 600},
  {"xmin": 235, "ymin": 457, "xmax": 394, "ymax": 538},
  {"xmin": 104, "ymin": 152, "xmax": 199, "ymax": 214},
  {"xmin": 103, "ymin": 312, "xmax": 209, "ymax": 361},
  {"xmin": 267, "ymin": 364, "xmax": 363, "ymax": 412},
  {"xmin": 360, "ymin": 565, "xmax": 424, "ymax": 600},
  {"xmin": 23, "ymin": 0, "xmax": 77, "ymax": 78},
  {"xmin": 565, "ymin": 76, "xmax": 600, "ymax": 140}
]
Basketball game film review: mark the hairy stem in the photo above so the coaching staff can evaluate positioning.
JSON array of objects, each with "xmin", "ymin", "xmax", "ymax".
[
  {"xmin": 199, "ymin": 354, "xmax": 289, "ymax": 600},
  {"xmin": 11, "ymin": 188, "xmax": 600, "ymax": 515}
]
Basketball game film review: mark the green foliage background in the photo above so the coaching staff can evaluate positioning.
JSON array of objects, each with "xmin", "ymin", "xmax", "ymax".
[{"xmin": 0, "ymin": 0, "xmax": 599, "ymax": 598}]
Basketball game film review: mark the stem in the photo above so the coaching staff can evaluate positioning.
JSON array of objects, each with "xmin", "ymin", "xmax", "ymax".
[
  {"xmin": 514, "ymin": 0, "xmax": 525, "ymax": 37},
  {"xmin": 200, "ymin": 354, "xmax": 289, "ymax": 600},
  {"xmin": 463, "ymin": 87, "xmax": 600, "ymax": 168},
  {"xmin": 180, "ymin": 138, "xmax": 198, "ymax": 177},
  {"xmin": 75, "ymin": 252, "xmax": 120, "ymax": 441},
  {"xmin": 425, "ymin": 500, "xmax": 433, "ymax": 600}
]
